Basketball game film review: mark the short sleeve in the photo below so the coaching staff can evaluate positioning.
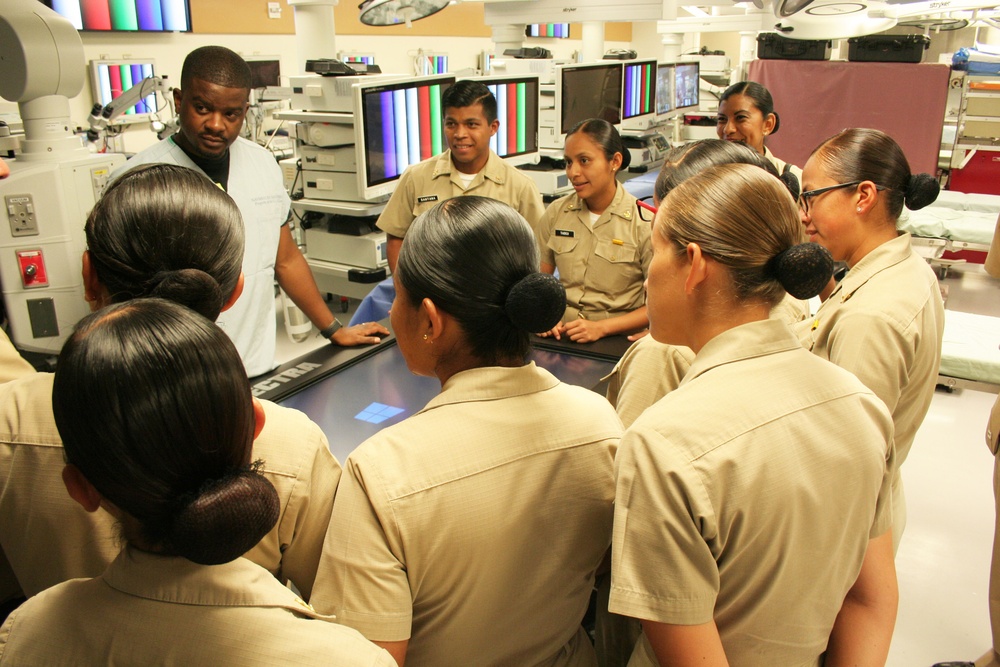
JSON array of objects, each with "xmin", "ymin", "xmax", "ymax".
[
  {"xmin": 609, "ymin": 425, "xmax": 719, "ymax": 625},
  {"xmin": 826, "ymin": 310, "xmax": 911, "ymax": 415},
  {"xmin": 611, "ymin": 341, "xmax": 693, "ymax": 429},
  {"xmin": 310, "ymin": 453, "xmax": 412, "ymax": 641},
  {"xmin": 536, "ymin": 201, "xmax": 560, "ymax": 268},
  {"xmin": 375, "ymin": 168, "xmax": 417, "ymax": 239},
  {"xmin": 517, "ymin": 178, "xmax": 546, "ymax": 231},
  {"xmin": 0, "ymin": 330, "xmax": 35, "ymax": 383}
]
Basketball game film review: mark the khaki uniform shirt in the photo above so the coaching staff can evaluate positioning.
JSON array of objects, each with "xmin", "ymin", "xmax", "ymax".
[
  {"xmin": 376, "ymin": 150, "xmax": 545, "ymax": 238},
  {"xmin": 0, "ymin": 373, "xmax": 340, "ymax": 601},
  {"xmin": 311, "ymin": 363, "xmax": 622, "ymax": 667},
  {"xmin": 795, "ymin": 232, "xmax": 944, "ymax": 549},
  {"xmin": 537, "ymin": 186, "xmax": 653, "ymax": 322},
  {"xmin": 0, "ymin": 549, "xmax": 394, "ymax": 666},
  {"xmin": 610, "ymin": 319, "xmax": 894, "ymax": 667},
  {"xmin": 0, "ymin": 331, "xmax": 33, "ymax": 385},
  {"xmin": 764, "ymin": 145, "xmax": 803, "ymax": 185},
  {"xmin": 605, "ymin": 336, "xmax": 695, "ymax": 429}
]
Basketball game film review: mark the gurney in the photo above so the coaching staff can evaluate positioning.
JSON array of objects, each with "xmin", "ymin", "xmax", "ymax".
[{"xmin": 938, "ymin": 308, "xmax": 1000, "ymax": 391}]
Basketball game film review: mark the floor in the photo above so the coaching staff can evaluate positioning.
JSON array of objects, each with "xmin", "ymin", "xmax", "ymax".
[{"xmin": 272, "ymin": 266, "xmax": 1000, "ymax": 667}]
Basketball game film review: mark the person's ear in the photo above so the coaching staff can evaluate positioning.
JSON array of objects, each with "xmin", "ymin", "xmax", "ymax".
[
  {"xmin": 684, "ymin": 243, "xmax": 709, "ymax": 295},
  {"xmin": 762, "ymin": 112, "xmax": 777, "ymax": 137},
  {"xmin": 251, "ymin": 397, "xmax": 266, "ymax": 440},
  {"xmin": 221, "ymin": 272, "xmax": 245, "ymax": 313},
  {"xmin": 421, "ymin": 297, "xmax": 445, "ymax": 342},
  {"xmin": 610, "ymin": 151, "xmax": 623, "ymax": 173},
  {"xmin": 173, "ymin": 87, "xmax": 183, "ymax": 111},
  {"xmin": 81, "ymin": 251, "xmax": 105, "ymax": 311},
  {"xmin": 489, "ymin": 118, "xmax": 500, "ymax": 137},
  {"xmin": 856, "ymin": 181, "xmax": 879, "ymax": 215},
  {"xmin": 62, "ymin": 464, "xmax": 103, "ymax": 513}
]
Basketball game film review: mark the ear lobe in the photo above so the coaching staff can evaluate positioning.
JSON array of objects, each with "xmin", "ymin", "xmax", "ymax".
[
  {"xmin": 221, "ymin": 272, "xmax": 245, "ymax": 313},
  {"xmin": 490, "ymin": 119, "xmax": 500, "ymax": 137},
  {"xmin": 173, "ymin": 87, "xmax": 183, "ymax": 110},
  {"xmin": 81, "ymin": 251, "xmax": 103, "ymax": 310},
  {"xmin": 422, "ymin": 298, "xmax": 445, "ymax": 341},
  {"xmin": 251, "ymin": 397, "xmax": 266, "ymax": 440},
  {"xmin": 856, "ymin": 181, "xmax": 879, "ymax": 214},
  {"xmin": 62, "ymin": 464, "xmax": 103, "ymax": 513}
]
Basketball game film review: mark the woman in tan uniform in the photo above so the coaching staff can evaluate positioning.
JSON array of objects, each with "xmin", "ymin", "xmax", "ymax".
[
  {"xmin": 537, "ymin": 118, "xmax": 652, "ymax": 342},
  {"xmin": 716, "ymin": 81, "xmax": 802, "ymax": 183},
  {"xmin": 0, "ymin": 164, "xmax": 340, "ymax": 610},
  {"xmin": 310, "ymin": 196, "xmax": 622, "ymax": 666},
  {"xmin": 609, "ymin": 164, "xmax": 897, "ymax": 665},
  {"xmin": 796, "ymin": 128, "xmax": 945, "ymax": 551},
  {"xmin": 0, "ymin": 299, "xmax": 393, "ymax": 666}
]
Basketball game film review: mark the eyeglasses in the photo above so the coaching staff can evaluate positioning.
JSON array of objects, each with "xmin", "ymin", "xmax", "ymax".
[{"xmin": 797, "ymin": 181, "xmax": 862, "ymax": 216}]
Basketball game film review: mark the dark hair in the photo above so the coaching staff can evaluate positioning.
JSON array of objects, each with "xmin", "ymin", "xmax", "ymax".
[
  {"xmin": 86, "ymin": 164, "xmax": 245, "ymax": 320},
  {"xmin": 655, "ymin": 139, "xmax": 799, "ymax": 204},
  {"xmin": 566, "ymin": 118, "xmax": 632, "ymax": 170},
  {"xmin": 811, "ymin": 128, "xmax": 939, "ymax": 219},
  {"xmin": 441, "ymin": 80, "xmax": 497, "ymax": 124},
  {"xmin": 659, "ymin": 164, "xmax": 833, "ymax": 304},
  {"xmin": 720, "ymin": 81, "xmax": 781, "ymax": 134},
  {"xmin": 52, "ymin": 299, "xmax": 279, "ymax": 566},
  {"xmin": 396, "ymin": 196, "xmax": 565, "ymax": 365},
  {"xmin": 181, "ymin": 46, "xmax": 252, "ymax": 91}
]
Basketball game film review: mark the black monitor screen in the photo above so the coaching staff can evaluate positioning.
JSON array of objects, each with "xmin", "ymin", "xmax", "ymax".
[{"xmin": 560, "ymin": 63, "xmax": 623, "ymax": 135}]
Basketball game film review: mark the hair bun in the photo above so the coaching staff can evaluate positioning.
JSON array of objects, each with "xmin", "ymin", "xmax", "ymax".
[
  {"xmin": 619, "ymin": 143, "xmax": 632, "ymax": 171},
  {"xmin": 504, "ymin": 273, "xmax": 565, "ymax": 334},
  {"xmin": 780, "ymin": 169, "xmax": 800, "ymax": 200},
  {"xmin": 904, "ymin": 173, "xmax": 939, "ymax": 211},
  {"xmin": 169, "ymin": 468, "xmax": 279, "ymax": 565},
  {"xmin": 769, "ymin": 242, "xmax": 834, "ymax": 300},
  {"xmin": 148, "ymin": 268, "xmax": 225, "ymax": 320}
]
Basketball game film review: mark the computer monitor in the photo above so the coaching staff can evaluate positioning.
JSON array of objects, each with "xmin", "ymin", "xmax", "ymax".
[
  {"xmin": 353, "ymin": 74, "xmax": 456, "ymax": 201},
  {"xmin": 89, "ymin": 59, "xmax": 160, "ymax": 124},
  {"xmin": 674, "ymin": 61, "xmax": 700, "ymax": 112},
  {"xmin": 463, "ymin": 74, "xmax": 540, "ymax": 167},
  {"xmin": 620, "ymin": 59, "xmax": 658, "ymax": 132},
  {"xmin": 339, "ymin": 52, "xmax": 377, "ymax": 66},
  {"xmin": 245, "ymin": 57, "xmax": 281, "ymax": 89},
  {"xmin": 479, "ymin": 50, "xmax": 495, "ymax": 74},
  {"xmin": 554, "ymin": 61, "xmax": 624, "ymax": 145},
  {"xmin": 526, "ymin": 23, "xmax": 570, "ymax": 38},
  {"xmin": 44, "ymin": 0, "xmax": 190, "ymax": 31},
  {"xmin": 655, "ymin": 62, "xmax": 676, "ymax": 120},
  {"xmin": 419, "ymin": 53, "xmax": 449, "ymax": 75}
]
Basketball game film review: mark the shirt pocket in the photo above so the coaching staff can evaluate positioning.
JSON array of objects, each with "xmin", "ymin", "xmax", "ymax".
[
  {"xmin": 547, "ymin": 234, "xmax": 580, "ymax": 256},
  {"xmin": 592, "ymin": 240, "xmax": 640, "ymax": 294},
  {"xmin": 412, "ymin": 197, "xmax": 440, "ymax": 220}
]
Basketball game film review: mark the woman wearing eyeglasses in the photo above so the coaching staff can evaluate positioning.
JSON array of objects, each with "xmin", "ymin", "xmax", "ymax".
[
  {"xmin": 716, "ymin": 81, "xmax": 802, "ymax": 184},
  {"xmin": 796, "ymin": 127, "xmax": 944, "ymax": 551}
]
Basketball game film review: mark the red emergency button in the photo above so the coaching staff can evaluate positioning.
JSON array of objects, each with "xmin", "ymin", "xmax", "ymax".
[{"xmin": 16, "ymin": 250, "xmax": 49, "ymax": 288}]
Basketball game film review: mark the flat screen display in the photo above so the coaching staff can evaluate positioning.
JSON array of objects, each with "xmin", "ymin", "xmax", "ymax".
[
  {"xmin": 526, "ymin": 23, "xmax": 569, "ymax": 38},
  {"xmin": 278, "ymin": 344, "xmax": 615, "ymax": 461},
  {"xmin": 89, "ymin": 60, "xmax": 158, "ymax": 120},
  {"xmin": 559, "ymin": 63, "xmax": 623, "ymax": 135},
  {"xmin": 623, "ymin": 60, "xmax": 656, "ymax": 120},
  {"xmin": 484, "ymin": 77, "xmax": 539, "ymax": 160},
  {"xmin": 340, "ymin": 53, "xmax": 376, "ymax": 66},
  {"xmin": 655, "ymin": 63, "xmax": 675, "ymax": 116},
  {"xmin": 246, "ymin": 59, "xmax": 280, "ymax": 89},
  {"xmin": 44, "ymin": 0, "xmax": 190, "ymax": 31},
  {"xmin": 421, "ymin": 55, "xmax": 449, "ymax": 75},
  {"xmin": 674, "ymin": 62, "xmax": 700, "ymax": 111},
  {"xmin": 359, "ymin": 76, "xmax": 455, "ymax": 191}
]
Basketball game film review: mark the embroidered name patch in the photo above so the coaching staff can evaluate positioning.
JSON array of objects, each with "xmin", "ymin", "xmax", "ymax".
[
  {"xmin": 417, "ymin": 195, "xmax": 439, "ymax": 203},
  {"xmin": 555, "ymin": 230, "xmax": 575, "ymax": 237}
]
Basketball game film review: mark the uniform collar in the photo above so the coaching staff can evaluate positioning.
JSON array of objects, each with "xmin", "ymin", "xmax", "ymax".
[
  {"xmin": 103, "ymin": 548, "xmax": 320, "ymax": 615},
  {"xmin": 681, "ymin": 319, "xmax": 802, "ymax": 386},
  {"xmin": 827, "ymin": 233, "xmax": 912, "ymax": 305},
  {"xmin": 419, "ymin": 363, "xmax": 559, "ymax": 413},
  {"xmin": 561, "ymin": 184, "xmax": 634, "ymax": 223},
  {"xmin": 431, "ymin": 150, "xmax": 508, "ymax": 186}
]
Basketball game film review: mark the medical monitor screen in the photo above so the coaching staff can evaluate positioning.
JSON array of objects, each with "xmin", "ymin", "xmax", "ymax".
[
  {"xmin": 43, "ymin": 0, "xmax": 191, "ymax": 31},
  {"xmin": 559, "ymin": 63, "xmax": 624, "ymax": 135},
  {"xmin": 359, "ymin": 77, "xmax": 455, "ymax": 192},
  {"xmin": 483, "ymin": 77, "xmax": 539, "ymax": 159},
  {"xmin": 246, "ymin": 59, "xmax": 281, "ymax": 89},
  {"xmin": 89, "ymin": 60, "xmax": 159, "ymax": 121},
  {"xmin": 526, "ymin": 23, "xmax": 569, "ymax": 38},
  {"xmin": 340, "ymin": 53, "xmax": 376, "ymax": 66},
  {"xmin": 655, "ymin": 63, "xmax": 675, "ymax": 116},
  {"xmin": 420, "ymin": 54, "xmax": 449, "ymax": 75},
  {"xmin": 622, "ymin": 60, "xmax": 656, "ymax": 120},
  {"xmin": 674, "ymin": 62, "xmax": 700, "ymax": 111}
]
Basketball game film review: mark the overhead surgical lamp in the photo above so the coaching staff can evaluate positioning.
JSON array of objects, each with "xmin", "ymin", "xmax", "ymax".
[
  {"xmin": 358, "ymin": 0, "xmax": 451, "ymax": 27},
  {"xmin": 774, "ymin": 0, "xmax": 1000, "ymax": 39}
]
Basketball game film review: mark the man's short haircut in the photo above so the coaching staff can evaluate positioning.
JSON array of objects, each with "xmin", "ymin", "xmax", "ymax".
[
  {"xmin": 181, "ymin": 46, "xmax": 252, "ymax": 91},
  {"xmin": 441, "ymin": 80, "xmax": 497, "ymax": 124}
]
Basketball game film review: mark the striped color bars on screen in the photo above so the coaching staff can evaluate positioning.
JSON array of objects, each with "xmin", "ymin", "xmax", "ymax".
[
  {"xmin": 527, "ymin": 23, "xmax": 569, "ymax": 38},
  {"xmin": 488, "ymin": 82, "xmax": 528, "ymax": 158},
  {"xmin": 98, "ymin": 63, "xmax": 156, "ymax": 114},
  {"xmin": 376, "ymin": 84, "xmax": 447, "ymax": 181},
  {"xmin": 52, "ymin": 0, "xmax": 189, "ymax": 31},
  {"xmin": 623, "ymin": 62, "xmax": 655, "ymax": 119},
  {"xmin": 422, "ymin": 56, "xmax": 448, "ymax": 75}
]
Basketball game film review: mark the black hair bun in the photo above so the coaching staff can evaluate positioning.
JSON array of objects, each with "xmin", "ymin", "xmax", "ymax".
[
  {"xmin": 505, "ymin": 273, "xmax": 566, "ymax": 334},
  {"xmin": 904, "ymin": 173, "xmax": 939, "ymax": 211},
  {"xmin": 771, "ymin": 111, "xmax": 781, "ymax": 135},
  {"xmin": 780, "ymin": 169, "xmax": 800, "ymax": 200},
  {"xmin": 170, "ymin": 469, "xmax": 279, "ymax": 565},
  {"xmin": 770, "ymin": 242, "xmax": 834, "ymax": 300},
  {"xmin": 148, "ymin": 268, "xmax": 225, "ymax": 320},
  {"xmin": 618, "ymin": 144, "xmax": 632, "ymax": 171}
]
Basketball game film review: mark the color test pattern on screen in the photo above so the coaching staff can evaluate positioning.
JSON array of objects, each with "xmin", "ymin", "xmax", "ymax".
[
  {"xmin": 488, "ymin": 81, "xmax": 531, "ymax": 158},
  {"xmin": 96, "ymin": 63, "xmax": 156, "ymax": 114},
  {"xmin": 363, "ymin": 82, "xmax": 449, "ymax": 186},
  {"xmin": 623, "ymin": 62, "xmax": 655, "ymax": 119},
  {"xmin": 50, "ymin": 0, "xmax": 190, "ymax": 31}
]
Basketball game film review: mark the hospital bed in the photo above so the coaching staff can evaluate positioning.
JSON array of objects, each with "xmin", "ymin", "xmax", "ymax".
[
  {"xmin": 938, "ymin": 308, "xmax": 1000, "ymax": 392},
  {"xmin": 899, "ymin": 190, "xmax": 1000, "ymax": 277}
]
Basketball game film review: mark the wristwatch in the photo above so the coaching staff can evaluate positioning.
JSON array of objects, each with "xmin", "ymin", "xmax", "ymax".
[{"xmin": 319, "ymin": 319, "xmax": 342, "ymax": 340}]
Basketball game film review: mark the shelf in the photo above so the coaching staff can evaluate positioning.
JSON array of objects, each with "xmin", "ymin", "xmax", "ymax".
[{"xmin": 291, "ymin": 197, "xmax": 386, "ymax": 217}]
